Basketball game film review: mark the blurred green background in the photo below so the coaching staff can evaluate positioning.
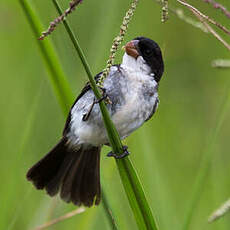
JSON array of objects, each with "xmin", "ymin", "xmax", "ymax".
[{"xmin": 1, "ymin": 0, "xmax": 230, "ymax": 229}]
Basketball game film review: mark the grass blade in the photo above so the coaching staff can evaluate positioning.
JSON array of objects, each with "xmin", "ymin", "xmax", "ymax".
[
  {"xmin": 19, "ymin": 0, "xmax": 73, "ymax": 115},
  {"xmin": 34, "ymin": 207, "xmax": 85, "ymax": 230},
  {"xmin": 101, "ymin": 190, "xmax": 119, "ymax": 230},
  {"xmin": 19, "ymin": 1, "xmax": 118, "ymax": 229},
  {"xmin": 52, "ymin": 1, "xmax": 159, "ymax": 229}
]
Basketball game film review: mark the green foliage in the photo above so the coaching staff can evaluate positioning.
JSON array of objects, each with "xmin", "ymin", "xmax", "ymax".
[
  {"xmin": 1, "ymin": 0, "xmax": 230, "ymax": 230},
  {"xmin": 19, "ymin": 0, "xmax": 73, "ymax": 115},
  {"xmin": 52, "ymin": 1, "xmax": 158, "ymax": 229}
]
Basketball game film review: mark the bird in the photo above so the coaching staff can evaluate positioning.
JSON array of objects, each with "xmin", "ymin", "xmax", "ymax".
[{"xmin": 26, "ymin": 36, "xmax": 164, "ymax": 207}]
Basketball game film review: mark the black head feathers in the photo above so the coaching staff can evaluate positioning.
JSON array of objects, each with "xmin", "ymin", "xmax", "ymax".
[{"xmin": 135, "ymin": 37, "xmax": 164, "ymax": 82}]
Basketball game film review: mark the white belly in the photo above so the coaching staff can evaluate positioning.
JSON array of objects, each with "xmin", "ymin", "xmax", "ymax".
[
  {"xmin": 67, "ymin": 63, "xmax": 158, "ymax": 146},
  {"xmin": 112, "ymin": 89, "xmax": 158, "ymax": 139}
]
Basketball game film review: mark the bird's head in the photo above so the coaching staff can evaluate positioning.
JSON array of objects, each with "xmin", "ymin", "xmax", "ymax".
[{"xmin": 123, "ymin": 37, "xmax": 164, "ymax": 82}]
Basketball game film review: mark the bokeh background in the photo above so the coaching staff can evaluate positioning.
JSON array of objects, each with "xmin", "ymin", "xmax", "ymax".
[{"xmin": 1, "ymin": 0, "xmax": 230, "ymax": 229}]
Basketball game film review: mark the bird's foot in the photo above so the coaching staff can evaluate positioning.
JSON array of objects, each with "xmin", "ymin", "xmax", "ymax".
[
  {"xmin": 82, "ymin": 88, "xmax": 110, "ymax": 121},
  {"xmin": 95, "ymin": 87, "xmax": 108, "ymax": 104},
  {"xmin": 97, "ymin": 87, "xmax": 112, "ymax": 104},
  {"xmin": 107, "ymin": 145, "xmax": 130, "ymax": 159}
]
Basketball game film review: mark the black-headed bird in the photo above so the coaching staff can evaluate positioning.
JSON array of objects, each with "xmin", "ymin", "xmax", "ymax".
[{"xmin": 27, "ymin": 36, "xmax": 164, "ymax": 207}]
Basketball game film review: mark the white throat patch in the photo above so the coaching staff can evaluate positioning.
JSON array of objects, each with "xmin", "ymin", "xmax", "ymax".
[{"xmin": 121, "ymin": 53, "xmax": 152, "ymax": 75}]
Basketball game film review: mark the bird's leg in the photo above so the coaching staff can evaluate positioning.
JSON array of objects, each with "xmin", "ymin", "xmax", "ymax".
[
  {"xmin": 107, "ymin": 145, "xmax": 130, "ymax": 159},
  {"xmin": 95, "ymin": 87, "xmax": 108, "ymax": 103},
  {"xmin": 82, "ymin": 98, "xmax": 96, "ymax": 121},
  {"xmin": 117, "ymin": 64, "xmax": 122, "ymax": 73},
  {"xmin": 97, "ymin": 87, "xmax": 112, "ymax": 104},
  {"xmin": 82, "ymin": 88, "xmax": 109, "ymax": 121}
]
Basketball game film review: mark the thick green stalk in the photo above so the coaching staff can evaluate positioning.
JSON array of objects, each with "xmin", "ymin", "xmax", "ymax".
[
  {"xmin": 51, "ymin": 0, "xmax": 122, "ymax": 149},
  {"xmin": 19, "ymin": 1, "xmax": 117, "ymax": 229},
  {"xmin": 19, "ymin": 0, "xmax": 73, "ymax": 115},
  {"xmin": 52, "ymin": 1, "xmax": 158, "ymax": 229}
]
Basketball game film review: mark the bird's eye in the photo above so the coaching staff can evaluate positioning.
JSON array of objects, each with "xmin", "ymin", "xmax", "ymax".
[{"xmin": 144, "ymin": 49, "xmax": 152, "ymax": 56}]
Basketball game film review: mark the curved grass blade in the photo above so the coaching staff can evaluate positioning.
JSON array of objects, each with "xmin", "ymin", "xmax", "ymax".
[
  {"xmin": 19, "ymin": 0, "xmax": 73, "ymax": 115},
  {"xmin": 19, "ymin": 1, "xmax": 118, "ymax": 229},
  {"xmin": 52, "ymin": 1, "xmax": 159, "ymax": 229}
]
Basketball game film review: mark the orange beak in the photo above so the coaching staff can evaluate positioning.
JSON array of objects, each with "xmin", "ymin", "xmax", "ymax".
[{"xmin": 123, "ymin": 40, "xmax": 139, "ymax": 59}]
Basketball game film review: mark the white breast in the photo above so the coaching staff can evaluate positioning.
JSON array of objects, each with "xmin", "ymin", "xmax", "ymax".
[
  {"xmin": 112, "ymin": 63, "xmax": 158, "ymax": 139},
  {"xmin": 68, "ymin": 54, "xmax": 158, "ymax": 146}
]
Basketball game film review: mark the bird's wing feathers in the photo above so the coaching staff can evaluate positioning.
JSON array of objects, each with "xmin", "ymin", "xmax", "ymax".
[
  {"xmin": 63, "ymin": 65, "xmax": 121, "ymax": 136},
  {"xmin": 63, "ymin": 72, "xmax": 102, "ymax": 136}
]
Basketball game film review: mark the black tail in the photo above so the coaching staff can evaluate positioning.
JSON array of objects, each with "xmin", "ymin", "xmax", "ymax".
[{"xmin": 26, "ymin": 138, "xmax": 101, "ymax": 207}]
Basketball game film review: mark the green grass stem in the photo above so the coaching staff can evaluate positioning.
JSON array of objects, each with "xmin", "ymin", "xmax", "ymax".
[
  {"xmin": 19, "ymin": 0, "xmax": 73, "ymax": 115},
  {"xmin": 19, "ymin": 1, "xmax": 117, "ymax": 229},
  {"xmin": 20, "ymin": 0, "xmax": 158, "ymax": 229},
  {"xmin": 52, "ymin": 1, "xmax": 159, "ymax": 229},
  {"xmin": 101, "ymin": 189, "xmax": 119, "ymax": 230}
]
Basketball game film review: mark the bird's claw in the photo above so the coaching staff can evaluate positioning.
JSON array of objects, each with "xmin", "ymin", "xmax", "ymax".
[
  {"xmin": 82, "ymin": 88, "xmax": 110, "ymax": 121},
  {"xmin": 107, "ymin": 145, "xmax": 130, "ymax": 159},
  {"xmin": 95, "ymin": 88, "xmax": 108, "ymax": 104},
  {"xmin": 96, "ymin": 87, "xmax": 112, "ymax": 104}
]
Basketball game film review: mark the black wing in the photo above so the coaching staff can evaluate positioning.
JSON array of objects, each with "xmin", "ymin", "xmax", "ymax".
[{"xmin": 63, "ymin": 72, "xmax": 102, "ymax": 136}]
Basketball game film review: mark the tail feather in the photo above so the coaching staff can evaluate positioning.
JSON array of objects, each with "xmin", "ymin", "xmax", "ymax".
[
  {"xmin": 60, "ymin": 147, "xmax": 86, "ymax": 203},
  {"xmin": 26, "ymin": 138, "xmax": 101, "ymax": 207},
  {"xmin": 26, "ymin": 138, "xmax": 69, "ymax": 191},
  {"xmin": 71, "ymin": 146, "xmax": 101, "ymax": 206},
  {"xmin": 45, "ymin": 150, "xmax": 76, "ymax": 196}
]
